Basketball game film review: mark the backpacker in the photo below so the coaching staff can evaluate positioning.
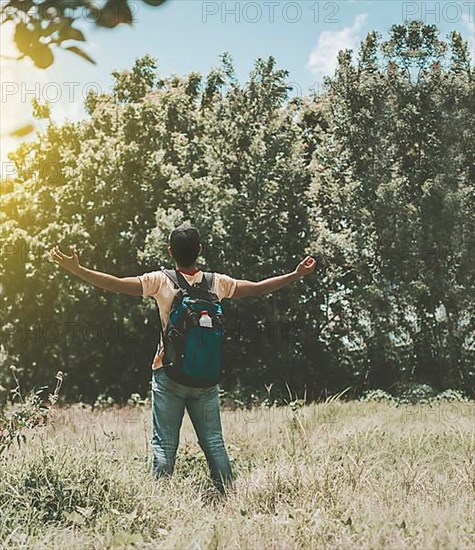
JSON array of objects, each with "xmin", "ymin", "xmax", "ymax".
[{"xmin": 158, "ymin": 269, "xmax": 224, "ymax": 387}]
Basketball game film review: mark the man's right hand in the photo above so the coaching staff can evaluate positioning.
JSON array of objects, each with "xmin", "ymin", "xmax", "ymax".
[
  {"xmin": 49, "ymin": 245, "xmax": 81, "ymax": 275},
  {"xmin": 232, "ymin": 256, "xmax": 317, "ymax": 299}
]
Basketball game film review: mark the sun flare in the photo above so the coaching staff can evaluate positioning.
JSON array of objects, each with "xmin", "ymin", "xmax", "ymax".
[{"xmin": 0, "ymin": 22, "xmax": 49, "ymax": 169}]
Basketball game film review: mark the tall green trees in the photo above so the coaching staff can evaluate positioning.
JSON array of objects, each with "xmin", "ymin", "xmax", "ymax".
[
  {"xmin": 1, "ymin": 22, "xmax": 473, "ymax": 400},
  {"xmin": 304, "ymin": 22, "xmax": 474, "ymax": 392}
]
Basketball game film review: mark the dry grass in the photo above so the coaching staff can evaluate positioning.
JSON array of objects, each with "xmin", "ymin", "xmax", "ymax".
[{"xmin": 0, "ymin": 400, "xmax": 473, "ymax": 549}]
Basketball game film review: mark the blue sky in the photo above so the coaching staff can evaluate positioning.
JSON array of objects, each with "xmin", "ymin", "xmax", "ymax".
[{"xmin": 1, "ymin": 1, "xmax": 474, "ymax": 165}]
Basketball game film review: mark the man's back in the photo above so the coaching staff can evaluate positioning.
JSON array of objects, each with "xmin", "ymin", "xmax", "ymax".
[{"xmin": 138, "ymin": 268, "xmax": 237, "ymax": 370}]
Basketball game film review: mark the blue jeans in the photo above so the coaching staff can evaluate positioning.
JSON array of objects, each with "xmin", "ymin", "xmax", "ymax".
[{"xmin": 151, "ymin": 368, "xmax": 233, "ymax": 493}]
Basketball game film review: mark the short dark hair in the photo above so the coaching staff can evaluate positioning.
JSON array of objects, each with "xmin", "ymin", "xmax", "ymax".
[{"xmin": 169, "ymin": 224, "xmax": 201, "ymax": 267}]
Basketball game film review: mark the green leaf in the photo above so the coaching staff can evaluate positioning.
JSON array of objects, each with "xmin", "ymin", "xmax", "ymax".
[
  {"xmin": 57, "ymin": 26, "xmax": 86, "ymax": 44},
  {"xmin": 14, "ymin": 22, "xmax": 34, "ymax": 54},
  {"xmin": 65, "ymin": 46, "xmax": 96, "ymax": 65},
  {"xmin": 9, "ymin": 124, "xmax": 35, "ymax": 138},
  {"xmin": 30, "ymin": 44, "xmax": 54, "ymax": 69},
  {"xmin": 96, "ymin": 0, "xmax": 133, "ymax": 28},
  {"xmin": 141, "ymin": 0, "xmax": 167, "ymax": 5}
]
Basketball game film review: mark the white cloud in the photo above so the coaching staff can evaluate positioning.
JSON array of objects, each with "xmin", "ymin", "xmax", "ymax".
[{"xmin": 307, "ymin": 14, "xmax": 368, "ymax": 78}]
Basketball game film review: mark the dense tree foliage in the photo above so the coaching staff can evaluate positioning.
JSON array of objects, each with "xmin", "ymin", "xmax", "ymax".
[
  {"xmin": 305, "ymin": 22, "xmax": 474, "ymax": 394},
  {"xmin": 1, "ymin": 22, "xmax": 473, "ymax": 401}
]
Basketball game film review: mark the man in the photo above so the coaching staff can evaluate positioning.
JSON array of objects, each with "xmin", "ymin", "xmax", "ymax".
[{"xmin": 50, "ymin": 224, "xmax": 316, "ymax": 493}]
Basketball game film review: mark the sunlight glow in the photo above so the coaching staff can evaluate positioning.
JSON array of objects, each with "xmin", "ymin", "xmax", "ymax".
[{"xmin": 1, "ymin": 22, "xmax": 48, "ymax": 172}]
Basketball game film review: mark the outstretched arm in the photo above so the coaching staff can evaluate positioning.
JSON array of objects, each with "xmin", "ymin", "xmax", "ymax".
[
  {"xmin": 49, "ymin": 246, "xmax": 143, "ymax": 297},
  {"xmin": 232, "ymin": 256, "xmax": 316, "ymax": 299}
]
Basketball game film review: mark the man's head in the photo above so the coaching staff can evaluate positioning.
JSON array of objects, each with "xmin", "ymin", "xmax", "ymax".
[{"xmin": 168, "ymin": 224, "xmax": 202, "ymax": 268}]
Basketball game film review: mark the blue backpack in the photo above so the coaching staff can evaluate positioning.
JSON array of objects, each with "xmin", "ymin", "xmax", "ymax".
[{"xmin": 159, "ymin": 269, "xmax": 224, "ymax": 387}]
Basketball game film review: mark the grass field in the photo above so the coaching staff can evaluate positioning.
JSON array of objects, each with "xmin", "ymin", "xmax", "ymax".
[{"xmin": 0, "ymin": 399, "xmax": 474, "ymax": 549}]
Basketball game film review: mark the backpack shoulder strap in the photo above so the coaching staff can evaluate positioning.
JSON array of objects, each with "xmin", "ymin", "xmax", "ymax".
[
  {"xmin": 163, "ymin": 268, "xmax": 215, "ymax": 294},
  {"xmin": 201, "ymin": 272, "xmax": 215, "ymax": 292},
  {"xmin": 162, "ymin": 268, "xmax": 183, "ymax": 290},
  {"xmin": 162, "ymin": 268, "xmax": 195, "ymax": 293},
  {"xmin": 162, "ymin": 268, "xmax": 178, "ymax": 287}
]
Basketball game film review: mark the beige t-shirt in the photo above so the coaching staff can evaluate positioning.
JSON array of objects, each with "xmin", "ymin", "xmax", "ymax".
[{"xmin": 138, "ymin": 269, "xmax": 237, "ymax": 369}]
